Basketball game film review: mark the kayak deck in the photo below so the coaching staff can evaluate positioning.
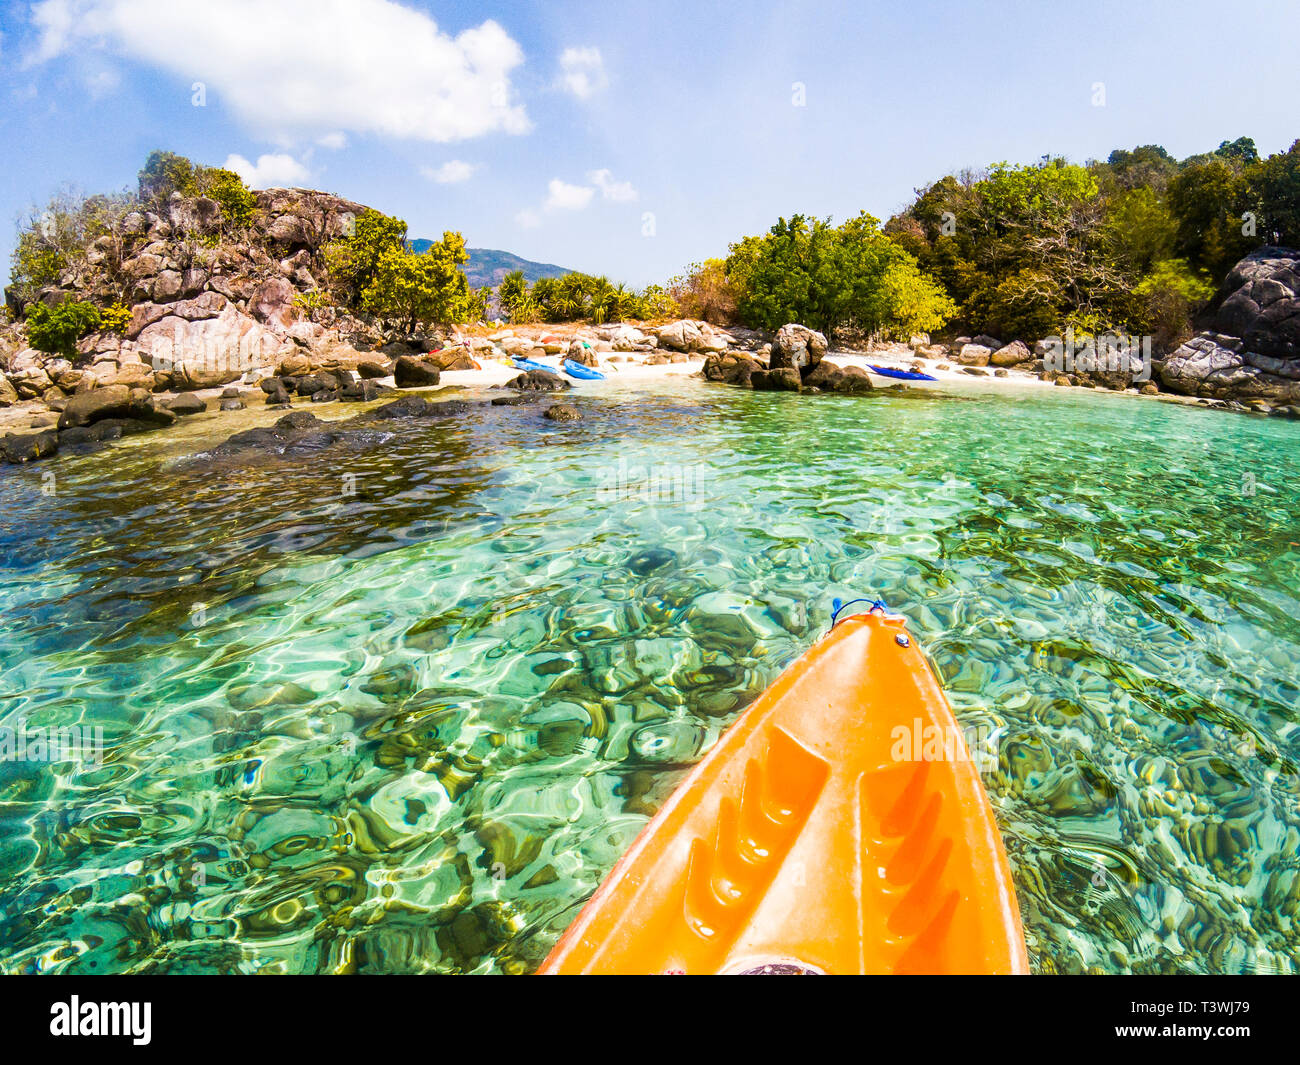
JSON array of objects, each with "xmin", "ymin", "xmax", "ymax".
[{"xmin": 539, "ymin": 611, "xmax": 1028, "ymax": 974}]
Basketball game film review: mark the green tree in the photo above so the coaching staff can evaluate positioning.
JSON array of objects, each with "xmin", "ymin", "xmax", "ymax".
[
  {"xmin": 360, "ymin": 231, "xmax": 472, "ymax": 334},
  {"xmin": 138, "ymin": 150, "xmax": 196, "ymax": 203},
  {"xmin": 1167, "ymin": 155, "xmax": 1255, "ymax": 279},
  {"xmin": 328, "ymin": 209, "xmax": 409, "ymax": 308},
  {"xmin": 497, "ymin": 270, "xmax": 530, "ymax": 319},
  {"xmin": 725, "ymin": 212, "xmax": 954, "ymax": 339},
  {"xmin": 1252, "ymin": 139, "xmax": 1300, "ymax": 246}
]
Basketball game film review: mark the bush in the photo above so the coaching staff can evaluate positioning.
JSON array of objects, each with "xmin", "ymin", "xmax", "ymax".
[
  {"xmin": 195, "ymin": 167, "xmax": 257, "ymax": 229},
  {"xmin": 1133, "ymin": 258, "xmax": 1216, "ymax": 351},
  {"xmin": 668, "ymin": 259, "xmax": 735, "ymax": 324},
  {"xmin": 27, "ymin": 299, "xmax": 102, "ymax": 357},
  {"xmin": 99, "ymin": 302, "xmax": 133, "ymax": 334}
]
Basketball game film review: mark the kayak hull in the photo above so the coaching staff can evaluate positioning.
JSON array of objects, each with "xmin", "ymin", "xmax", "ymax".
[
  {"xmin": 563, "ymin": 358, "xmax": 604, "ymax": 380},
  {"xmin": 539, "ymin": 611, "xmax": 1028, "ymax": 975},
  {"xmin": 511, "ymin": 357, "xmax": 554, "ymax": 373},
  {"xmin": 868, "ymin": 364, "xmax": 938, "ymax": 381}
]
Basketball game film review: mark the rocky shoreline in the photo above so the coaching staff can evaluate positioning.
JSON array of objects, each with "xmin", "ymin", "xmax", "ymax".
[{"xmin": 2, "ymin": 184, "xmax": 1298, "ymax": 468}]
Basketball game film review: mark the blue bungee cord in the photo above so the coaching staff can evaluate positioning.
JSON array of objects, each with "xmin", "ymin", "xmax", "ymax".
[{"xmin": 830, "ymin": 596, "xmax": 889, "ymax": 626}]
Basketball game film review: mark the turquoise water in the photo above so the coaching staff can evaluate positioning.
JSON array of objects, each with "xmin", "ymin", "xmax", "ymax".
[{"xmin": 1, "ymin": 378, "xmax": 1298, "ymax": 974}]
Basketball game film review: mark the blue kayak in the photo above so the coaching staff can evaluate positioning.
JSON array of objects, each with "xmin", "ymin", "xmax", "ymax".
[
  {"xmin": 868, "ymin": 364, "xmax": 938, "ymax": 381},
  {"xmin": 511, "ymin": 357, "xmax": 554, "ymax": 373},
  {"xmin": 563, "ymin": 359, "xmax": 604, "ymax": 380}
]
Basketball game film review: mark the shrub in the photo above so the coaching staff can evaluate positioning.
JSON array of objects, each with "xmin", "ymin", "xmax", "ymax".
[
  {"xmin": 27, "ymin": 299, "xmax": 102, "ymax": 357},
  {"xmin": 668, "ymin": 259, "xmax": 736, "ymax": 324},
  {"xmin": 194, "ymin": 167, "xmax": 257, "ymax": 229},
  {"xmin": 1133, "ymin": 258, "xmax": 1216, "ymax": 351},
  {"xmin": 99, "ymin": 302, "xmax": 133, "ymax": 334}
]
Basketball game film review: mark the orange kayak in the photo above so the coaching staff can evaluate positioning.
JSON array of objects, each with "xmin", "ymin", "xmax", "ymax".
[{"xmin": 539, "ymin": 609, "xmax": 1028, "ymax": 974}]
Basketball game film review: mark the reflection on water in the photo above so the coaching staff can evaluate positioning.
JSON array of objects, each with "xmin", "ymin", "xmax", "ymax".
[{"xmin": 0, "ymin": 380, "xmax": 1297, "ymax": 973}]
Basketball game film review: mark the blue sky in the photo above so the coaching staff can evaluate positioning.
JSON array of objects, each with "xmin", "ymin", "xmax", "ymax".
[{"xmin": 2, "ymin": 0, "xmax": 1297, "ymax": 289}]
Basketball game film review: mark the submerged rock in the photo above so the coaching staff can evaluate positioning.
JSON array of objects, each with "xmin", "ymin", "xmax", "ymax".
[
  {"xmin": 750, "ymin": 367, "xmax": 803, "ymax": 391},
  {"xmin": 166, "ymin": 393, "xmax": 207, "ymax": 415},
  {"xmin": 543, "ymin": 404, "xmax": 581, "ymax": 422},
  {"xmin": 1, "ymin": 429, "xmax": 59, "ymax": 464},
  {"xmin": 505, "ymin": 369, "xmax": 569, "ymax": 392},
  {"xmin": 627, "ymin": 547, "xmax": 677, "ymax": 575}
]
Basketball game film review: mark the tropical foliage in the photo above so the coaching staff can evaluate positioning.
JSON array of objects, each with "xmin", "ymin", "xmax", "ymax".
[
  {"xmin": 881, "ymin": 138, "xmax": 1300, "ymax": 345},
  {"xmin": 724, "ymin": 212, "xmax": 955, "ymax": 339},
  {"xmin": 496, "ymin": 269, "xmax": 674, "ymax": 324}
]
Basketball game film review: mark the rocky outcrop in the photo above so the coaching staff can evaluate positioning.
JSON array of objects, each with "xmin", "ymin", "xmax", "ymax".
[
  {"xmin": 768, "ymin": 324, "xmax": 828, "ymax": 375},
  {"xmin": 1160, "ymin": 247, "xmax": 1300, "ymax": 402}
]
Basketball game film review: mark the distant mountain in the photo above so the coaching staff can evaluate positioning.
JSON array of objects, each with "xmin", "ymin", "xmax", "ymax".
[{"xmin": 407, "ymin": 242, "xmax": 573, "ymax": 288}]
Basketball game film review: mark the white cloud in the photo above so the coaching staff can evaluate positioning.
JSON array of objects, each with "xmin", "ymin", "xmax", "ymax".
[
  {"xmin": 224, "ymin": 152, "xmax": 311, "ymax": 189},
  {"xmin": 588, "ymin": 168, "xmax": 637, "ymax": 202},
  {"xmin": 317, "ymin": 132, "xmax": 348, "ymax": 150},
  {"xmin": 544, "ymin": 178, "xmax": 595, "ymax": 211},
  {"xmin": 558, "ymin": 46, "xmax": 607, "ymax": 99},
  {"xmin": 515, "ymin": 208, "xmax": 540, "ymax": 228},
  {"xmin": 28, "ymin": 0, "xmax": 530, "ymax": 142},
  {"xmin": 421, "ymin": 160, "xmax": 476, "ymax": 184}
]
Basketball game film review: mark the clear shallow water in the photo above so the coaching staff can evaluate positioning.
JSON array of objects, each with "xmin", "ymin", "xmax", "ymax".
[{"xmin": 1, "ymin": 378, "xmax": 1298, "ymax": 974}]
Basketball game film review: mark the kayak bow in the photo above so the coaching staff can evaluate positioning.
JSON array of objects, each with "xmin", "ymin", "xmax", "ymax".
[{"xmin": 540, "ymin": 609, "xmax": 1028, "ymax": 975}]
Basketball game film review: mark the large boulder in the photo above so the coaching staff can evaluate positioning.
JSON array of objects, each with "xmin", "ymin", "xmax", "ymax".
[
  {"xmin": 990, "ymin": 340, "xmax": 1032, "ymax": 367},
  {"xmin": 56, "ymin": 385, "xmax": 174, "ymax": 430},
  {"xmin": 655, "ymin": 319, "xmax": 703, "ymax": 352},
  {"xmin": 393, "ymin": 356, "xmax": 441, "ymax": 388},
  {"xmin": 957, "ymin": 343, "xmax": 992, "ymax": 366},
  {"xmin": 805, "ymin": 361, "xmax": 873, "ymax": 393},
  {"xmin": 702, "ymin": 353, "xmax": 762, "ymax": 386},
  {"xmin": 0, "ymin": 374, "xmax": 18, "ymax": 407},
  {"xmin": 1159, "ymin": 247, "xmax": 1300, "ymax": 401},
  {"xmin": 769, "ymin": 324, "xmax": 828, "ymax": 375},
  {"xmin": 831, "ymin": 365, "xmax": 874, "ymax": 393},
  {"xmin": 609, "ymin": 325, "xmax": 654, "ymax": 352},
  {"xmin": 1215, "ymin": 246, "xmax": 1300, "ymax": 359},
  {"xmin": 426, "ymin": 348, "xmax": 479, "ymax": 372}
]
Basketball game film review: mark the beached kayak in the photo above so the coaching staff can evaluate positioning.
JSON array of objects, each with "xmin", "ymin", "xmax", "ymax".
[
  {"xmin": 563, "ymin": 359, "xmax": 604, "ymax": 380},
  {"xmin": 511, "ymin": 356, "xmax": 554, "ymax": 374},
  {"xmin": 539, "ymin": 607, "xmax": 1028, "ymax": 975},
  {"xmin": 868, "ymin": 364, "xmax": 938, "ymax": 381}
]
